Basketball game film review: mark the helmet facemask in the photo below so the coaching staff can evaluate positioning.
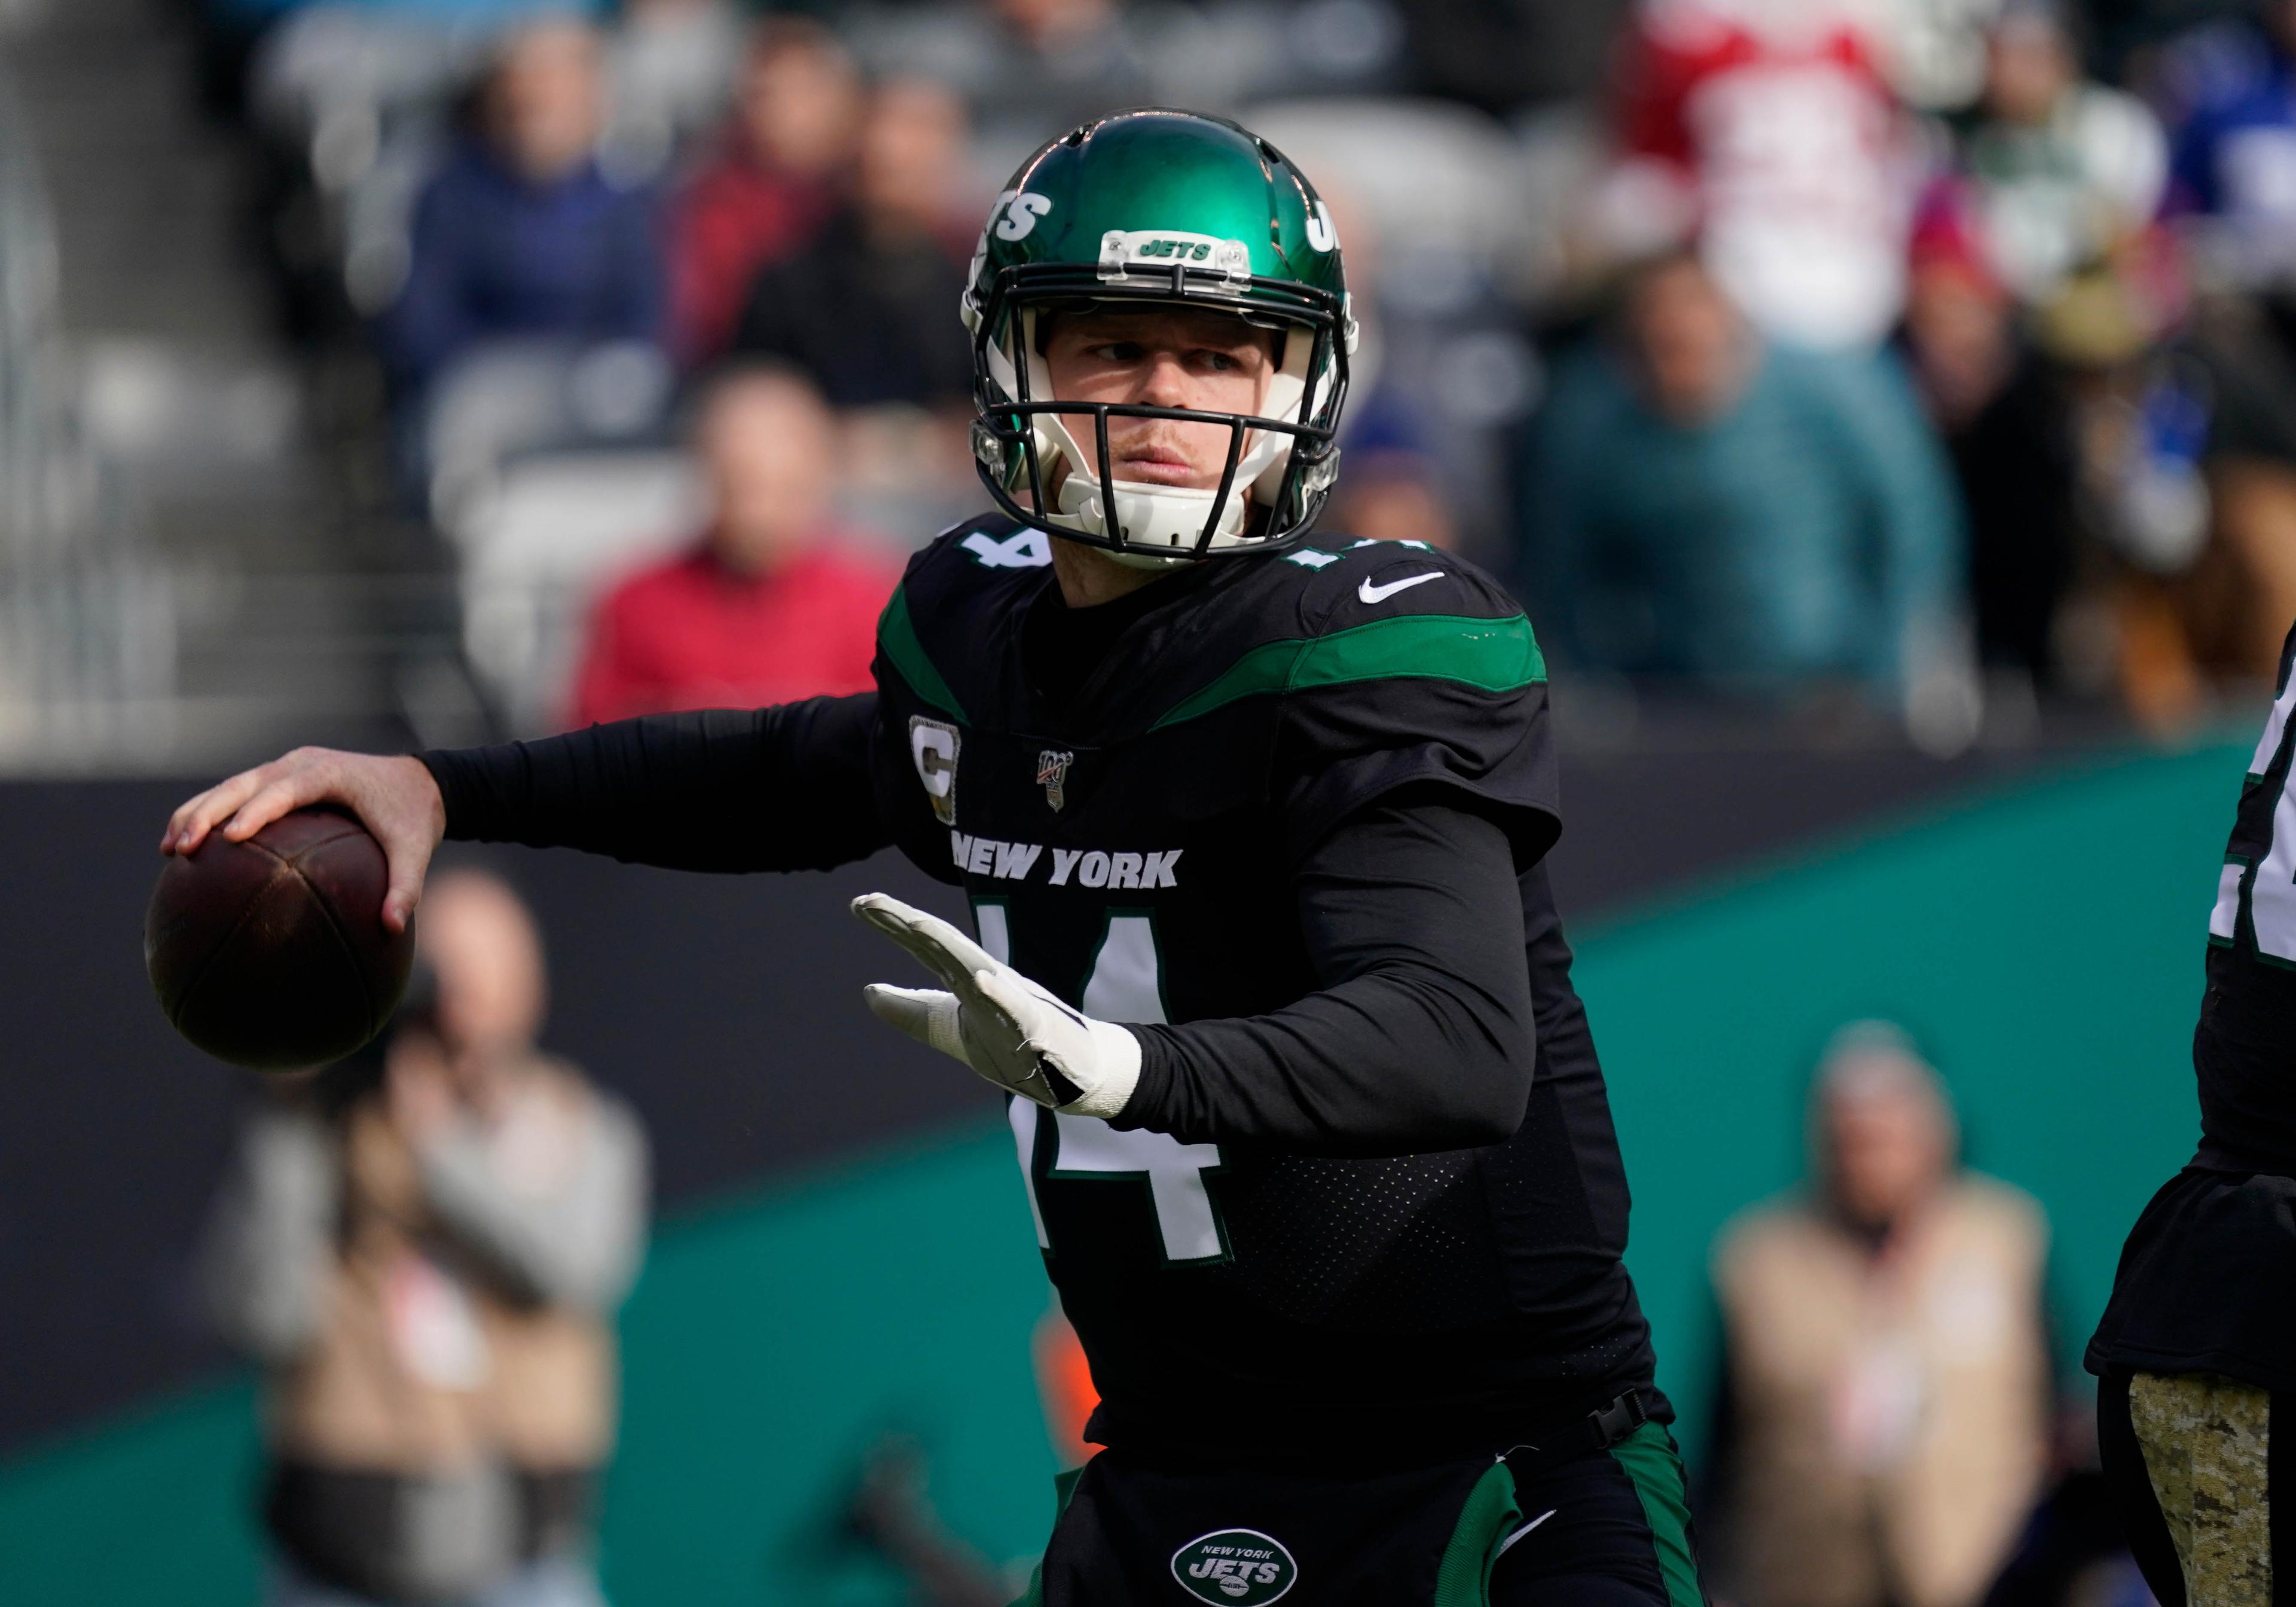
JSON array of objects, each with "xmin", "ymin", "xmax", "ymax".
[{"xmin": 967, "ymin": 265, "xmax": 1352, "ymax": 563}]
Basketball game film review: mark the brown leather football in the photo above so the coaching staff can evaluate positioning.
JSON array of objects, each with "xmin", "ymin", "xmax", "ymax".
[{"xmin": 145, "ymin": 806, "xmax": 415, "ymax": 1070}]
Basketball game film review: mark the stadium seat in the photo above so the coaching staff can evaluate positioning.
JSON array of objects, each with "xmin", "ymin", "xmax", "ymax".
[{"xmin": 451, "ymin": 446, "xmax": 703, "ymax": 732}]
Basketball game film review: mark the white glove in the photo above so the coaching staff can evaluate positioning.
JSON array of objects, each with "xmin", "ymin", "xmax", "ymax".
[{"xmin": 851, "ymin": 893, "xmax": 1141, "ymax": 1118}]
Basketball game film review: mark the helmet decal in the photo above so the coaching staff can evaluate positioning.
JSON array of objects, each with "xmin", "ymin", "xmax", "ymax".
[
  {"xmin": 994, "ymin": 192, "xmax": 1054, "ymax": 242},
  {"xmin": 1098, "ymin": 230, "xmax": 1253, "ymax": 285}
]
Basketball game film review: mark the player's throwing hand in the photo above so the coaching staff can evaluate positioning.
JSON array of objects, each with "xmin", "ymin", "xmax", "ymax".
[{"xmin": 161, "ymin": 747, "xmax": 445, "ymax": 932}]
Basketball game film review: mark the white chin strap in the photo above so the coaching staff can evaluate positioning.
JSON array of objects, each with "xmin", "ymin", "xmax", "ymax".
[
  {"xmin": 1053, "ymin": 470, "xmax": 1235, "ymax": 564},
  {"xmin": 991, "ymin": 307, "xmax": 1323, "ymax": 557}
]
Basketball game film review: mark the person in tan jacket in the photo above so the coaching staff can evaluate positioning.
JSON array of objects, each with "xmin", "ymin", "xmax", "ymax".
[
  {"xmin": 202, "ymin": 869, "xmax": 649, "ymax": 1607},
  {"xmin": 1704, "ymin": 1022, "xmax": 2054, "ymax": 1607}
]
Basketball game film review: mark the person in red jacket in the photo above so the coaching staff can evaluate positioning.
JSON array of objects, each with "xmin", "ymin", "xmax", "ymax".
[
  {"xmin": 568, "ymin": 366, "xmax": 899, "ymax": 727},
  {"xmin": 665, "ymin": 20, "xmax": 861, "ymax": 366}
]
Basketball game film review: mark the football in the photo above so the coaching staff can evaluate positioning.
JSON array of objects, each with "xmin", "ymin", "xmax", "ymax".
[{"xmin": 145, "ymin": 807, "xmax": 414, "ymax": 1070}]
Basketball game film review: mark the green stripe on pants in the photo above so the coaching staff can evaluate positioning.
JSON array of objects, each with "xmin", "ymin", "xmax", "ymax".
[{"xmin": 1608, "ymin": 1422, "xmax": 1705, "ymax": 1607}]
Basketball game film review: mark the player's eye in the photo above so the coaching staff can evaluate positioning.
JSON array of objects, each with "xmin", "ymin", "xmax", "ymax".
[
  {"xmin": 1197, "ymin": 350, "xmax": 1241, "ymax": 372},
  {"xmin": 1090, "ymin": 341, "xmax": 1146, "ymax": 363}
]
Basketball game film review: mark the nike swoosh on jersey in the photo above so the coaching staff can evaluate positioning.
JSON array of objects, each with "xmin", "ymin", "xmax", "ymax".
[
  {"xmin": 1357, "ymin": 572, "xmax": 1445, "ymax": 604},
  {"xmin": 1493, "ymin": 1510, "xmax": 1558, "ymax": 1560}
]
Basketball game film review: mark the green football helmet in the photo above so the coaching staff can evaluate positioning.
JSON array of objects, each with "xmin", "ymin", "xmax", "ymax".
[{"xmin": 962, "ymin": 108, "xmax": 1357, "ymax": 561}]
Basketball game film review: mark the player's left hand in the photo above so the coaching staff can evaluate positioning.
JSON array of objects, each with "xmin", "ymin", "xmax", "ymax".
[{"xmin": 851, "ymin": 893, "xmax": 1140, "ymax": 1118}]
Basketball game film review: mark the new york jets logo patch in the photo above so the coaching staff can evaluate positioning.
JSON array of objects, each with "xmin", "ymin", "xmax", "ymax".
[{"xmin": 1171, "ymin": 1529, "xmax": 1296, "ymax": 1603}]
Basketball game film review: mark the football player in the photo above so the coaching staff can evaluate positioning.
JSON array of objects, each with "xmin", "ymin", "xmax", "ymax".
[
  {"xmin": 166, "ymin": 110, "xmax": 1702, "ymax": 1606},
  {"xmin": 2087, "ymin": 618, "xmax": 2296, "ymax": 1607}
]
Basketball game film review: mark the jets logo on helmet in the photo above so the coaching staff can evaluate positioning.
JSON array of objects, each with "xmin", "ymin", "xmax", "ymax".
[
  {"xmin": 994, "ymin": 191, "xmax": 1053, "ymax": 241},
  {"xmin": 961, "ymin": 108, "xmax": 1358, "ymax": 564}
]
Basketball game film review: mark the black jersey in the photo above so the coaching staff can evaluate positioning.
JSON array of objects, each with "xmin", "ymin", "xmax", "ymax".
[
  {"xmin": 2089, "ymin": 622, "xmax": 2296, "ymax": 1390},
  {"xmin": 865, "ymin": 515, "xmax": 1658, "ymax": 1456}
]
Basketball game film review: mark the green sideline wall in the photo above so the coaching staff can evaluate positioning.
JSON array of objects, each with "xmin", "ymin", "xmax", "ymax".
[{"xmin": 0, "ymin": 740, "xmax": 2245, "ymax": 1605}]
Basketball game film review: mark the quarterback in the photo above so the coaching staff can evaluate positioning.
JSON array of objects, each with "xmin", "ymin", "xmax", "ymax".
[{"xmin": 166, "ymin": 111, "xmax": 1702, "ymax": 1606}]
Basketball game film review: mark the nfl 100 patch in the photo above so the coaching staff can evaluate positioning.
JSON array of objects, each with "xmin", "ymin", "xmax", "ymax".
[{"xmin": 1036, "ymin": 747, "xmax": 1074, "ymax": 812}]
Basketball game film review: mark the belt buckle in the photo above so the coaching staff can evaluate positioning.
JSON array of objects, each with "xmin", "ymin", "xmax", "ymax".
[{"xmin": 1586, "ymin": 1391, "xmax": 1647, "ymax": 1449}]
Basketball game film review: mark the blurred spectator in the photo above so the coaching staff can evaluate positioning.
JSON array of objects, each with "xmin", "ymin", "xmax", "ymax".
[
  {"xmin": 2103, "ymin": 356, "xmax": 2296, "ymax": 732},
  {"xmin": 2129, "ymin": 0, "xmax": 2296, "ymax": 726},
  {"xmin": 1326, "ymin": 358, "xmax": 1460, "ymax": 552},
  {"xmin": 2161, "ymin": 0, "xmax": 2296, "ymax": 293},
  {"xmin": 201, "ymin": 870, "xmax": 648, "ymax": 1607},
  {"xmin": 1901, "ymin": 239, "xmax": 2080, "ymax": 688},
  {"xmin": 668, "ymin": 20, "xmax": 862, "ymax": 366},
  {"xmin": 1397, "ymin": 0, "xmax": 1632, "ymax": 114},
  {"xmin": 196, "ymin": 0, "xmax": 597, "ymax": 121},
  {"xmin": 847, "ymin": 0, "xmax": 1149, "ymax": 176},
  {"xmin": 969, "ymin": 0, "xmax": 1150, "ymax": 152},
  {"xmin": 1901, "ymin": 182, "xmax": 2228, "ymax": 722},
  {"xmin": 1596, "ymin": 0, "xmax": 1918, "ymax": 350},
  {"xmin": 1866, "ymin": 0, "xmax": 2009, "ymax": 112},
  {"xmin": 569, "ymin": 366, "xmax": 897, "ymax": 726},
  {"xmin": 1908, "ymin": 1, "xmax": 2182, "ymax": 708},
  {"xmin": 602, "ymin": 0, "xmax": 745, "ymax": 183},
  {"xmin": 1925, "ymin": 3, "xmax": 2167, "ymax": 313},
  {"xmin": 1316, "ymin": 185, "xmax": 1464, "ymax": 552},
  {"xmin": 1703, "ymin": 1023, "xmax": 2053, "ymax": 1607},
  {"xmin": 728, "ymin": 77, "xmax": 975, "ymax": 410},
  {"xmin": 1521, "ymin": 252, "xmax": 1965, "ymax": 712},
  {"xmin": 1330, "ymin": 454, "xmax": 1461, "ymax": 549},
  {"xmin": 381, "ymin": 19, "xmax": 664, "ymax": 401}
]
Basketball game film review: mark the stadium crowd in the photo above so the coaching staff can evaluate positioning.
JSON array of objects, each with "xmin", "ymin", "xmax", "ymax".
[
  {"xmin": 163, "ymin": 0, "xmax": 2296, "ymax": 748},
  {"xmin": 139, "ymin": 0, "xmax": 2296, "ymax": 1599}
]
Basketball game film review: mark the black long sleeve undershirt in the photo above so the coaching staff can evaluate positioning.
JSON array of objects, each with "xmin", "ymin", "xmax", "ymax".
[
  {"xmin": 422, "ymin": 697, "xmax": 887, "ymax": 872},
  {"xmin": 420, "ymin": 704, "xmax": 1538, "ymax": 1155},
  {"xmin": 1121, "ymin": 798, "xmax": 1535, "ymax": 1155}
]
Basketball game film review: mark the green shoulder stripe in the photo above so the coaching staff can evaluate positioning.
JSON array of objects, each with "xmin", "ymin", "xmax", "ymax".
[
  {"xmin": 877, "ymin": 586, "xmax": 968, "ymax": 722},
  {"xmin": 1151, "ymin": 612, "xmax": 1544, "ymax": 730}
]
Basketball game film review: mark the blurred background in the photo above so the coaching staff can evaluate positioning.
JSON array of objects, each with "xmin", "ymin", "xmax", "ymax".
[{"xmin": 0, "ymin": 0, "xmax": 2287, "ymax": 1599}]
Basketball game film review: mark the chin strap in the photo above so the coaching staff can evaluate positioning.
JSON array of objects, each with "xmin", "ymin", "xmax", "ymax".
[{"xmin": 1052, "ymin": 458, "xmax": 1249, "ymax": 554}]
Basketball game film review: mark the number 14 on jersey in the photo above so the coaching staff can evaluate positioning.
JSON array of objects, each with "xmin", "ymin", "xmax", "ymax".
[{"xmin": 975, "ymin": 901, "xmax": 1231, "ymax": 1265}]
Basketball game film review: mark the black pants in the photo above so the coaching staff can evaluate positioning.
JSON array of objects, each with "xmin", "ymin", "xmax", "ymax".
[
  {"xmin": 2099, "ymin": 1370, "xmax": 2294, "ymax": 1606},
  {"xmin": 1488, "ymin": 1425, "xmax": 1700, "ymax": 1606},
  {"xmin": 1022, "ymin": 1422, "xmax": 1703, "ymax": 1607}
]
